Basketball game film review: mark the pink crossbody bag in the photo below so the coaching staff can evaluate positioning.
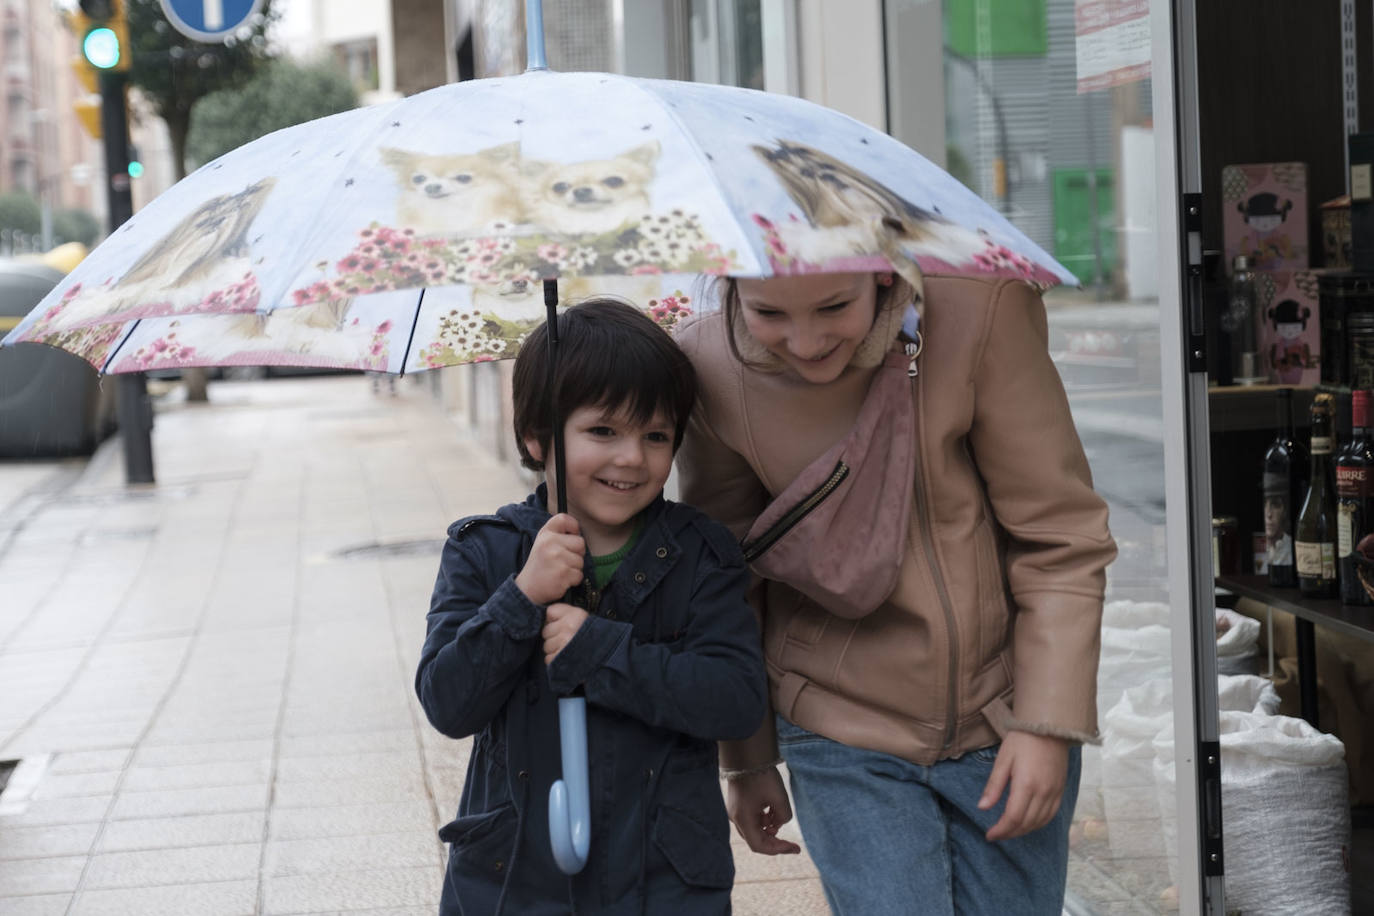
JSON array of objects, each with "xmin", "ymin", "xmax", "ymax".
[{"xmin": 739, "ymin": 347, "xmax": 916, "ymax": 619}]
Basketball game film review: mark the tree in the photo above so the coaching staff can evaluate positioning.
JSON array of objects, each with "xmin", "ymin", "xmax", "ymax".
[
  {"xmin": 125, "ymin": 0, "xmax": 280, "ymax": 181},
  {"xmin": 53, "ymin": 208, "xmax": 101, "ymax": 247},
  {"xmin": 0, "ymin": 191, "xmax": 41, "ymax": 237},
  {"xmin": 188, "ymin": 57, "xmax": 358, "ymax": 168}
]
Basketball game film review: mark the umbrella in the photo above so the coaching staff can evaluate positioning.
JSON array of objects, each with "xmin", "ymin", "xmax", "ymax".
[{"xmin": 0, "ymin": 0, "xmax": 1076, "ymax": 877}]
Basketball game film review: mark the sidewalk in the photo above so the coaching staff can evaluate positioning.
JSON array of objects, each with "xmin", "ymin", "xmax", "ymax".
[{"xmin": 0, "ymin": 376, "xmax": 825, "ymax": 915}]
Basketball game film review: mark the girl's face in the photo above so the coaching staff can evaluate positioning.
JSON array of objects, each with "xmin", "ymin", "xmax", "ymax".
[{"xmin": 735, "ymin": 273, "xmax": 879, "ymax": 384}]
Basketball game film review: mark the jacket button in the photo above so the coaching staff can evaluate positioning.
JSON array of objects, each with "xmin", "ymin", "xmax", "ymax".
[
  {"xmin": 655, "ymin": 547, "xmax": 668, "ymax": 559},
  {"xmin": 634, "ymin": 572, "xmax": 646, "ymax": 583},
  {"xmin": 493, "ymin": 860, "xmax": 504, "ymax": 872},
  {"xmin": 518, "ymin": 769, "xmax": 529, "ymax": 781},
  {"xmin": 606, "ymin": 610, "xmax": 617, "ymax": 620}
]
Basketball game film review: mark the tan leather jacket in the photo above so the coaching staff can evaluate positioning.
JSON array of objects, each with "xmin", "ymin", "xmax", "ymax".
[{"xmin": 674, "ymin": 275, "xmax": 1117, "ymax": 769}]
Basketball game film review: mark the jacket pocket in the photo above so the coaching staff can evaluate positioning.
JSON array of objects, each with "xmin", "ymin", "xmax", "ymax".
[
  {"xmin": 973, "ymin": 518, "xmax": 1010, "ymax": 664},
  {"xmin": 439, "ymin": 802, "xmax": 517, "ymax": 856},
  {"xmin": 653, "ymin": 805, "xmax": 735, "ymax": 889}
]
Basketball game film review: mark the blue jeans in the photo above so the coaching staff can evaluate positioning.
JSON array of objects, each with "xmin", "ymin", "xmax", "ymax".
[{"xmin": 776, "ymin": 715, "xmax": 1080, "ymax": 916}]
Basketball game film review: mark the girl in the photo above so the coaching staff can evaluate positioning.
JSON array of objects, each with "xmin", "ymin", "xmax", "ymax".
[{"xmin": 674, "ymin": 269, "xmax": 1117, "ymax": 915}]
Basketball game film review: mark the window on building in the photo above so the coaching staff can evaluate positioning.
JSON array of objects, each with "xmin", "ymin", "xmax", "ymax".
[{"xmin": 333, "ymin": 38, "xmax": 380, "ymax": 94}]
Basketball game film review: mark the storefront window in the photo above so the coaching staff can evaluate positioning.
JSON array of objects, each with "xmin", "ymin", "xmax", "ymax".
[
  {"xmin": 930, "ymin": 0, "xmax": 1176, "ymax": 911},
  {"xmin": 689, "ymin": 0, "xmax": 764, "ymax": 89}
]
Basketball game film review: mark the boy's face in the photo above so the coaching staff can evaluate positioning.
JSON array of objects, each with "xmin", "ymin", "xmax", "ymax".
[{"xmin": 525, "ymin": 403, "xmax": 676, "ymax": 554}]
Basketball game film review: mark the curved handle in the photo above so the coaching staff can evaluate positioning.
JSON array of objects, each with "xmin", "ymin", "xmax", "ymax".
[{"xmin": 548, "ymin": 696, "xmax": 590, "ymax": 874}]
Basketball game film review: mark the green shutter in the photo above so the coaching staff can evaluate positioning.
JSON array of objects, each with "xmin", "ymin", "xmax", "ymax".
[{"xmin": 945, "ymin": 0, "xmax": 1049, "ymax": 58}]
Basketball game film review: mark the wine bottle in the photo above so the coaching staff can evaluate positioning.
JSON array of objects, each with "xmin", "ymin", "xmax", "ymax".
[
  {"xmin": 1262, "ymin": 388, "xmax": 1306, "ymax": 586},
  {"xmin": 1337, "ymin": 390, "xmax": 1374, "ymax": 605},
  {"xmin": 1296, "ymin": 392, "xmax": 1338, "ymax": 598}
]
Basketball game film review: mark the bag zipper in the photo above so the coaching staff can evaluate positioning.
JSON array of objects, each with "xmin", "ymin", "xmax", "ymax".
[{"xmin": 741, "ymin": 460, "xmax": 850, "ymax": 563}]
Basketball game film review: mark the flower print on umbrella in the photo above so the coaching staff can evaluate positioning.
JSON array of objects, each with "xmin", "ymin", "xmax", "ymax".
[
  {"xmin": 647, "ymin": 290, "xmax": 693, "ymax": 332},
  {"xmin": 418, "ymin": 306, "xmax": 534, "ymax": 368},
  {"xmin": 116, "ymin": 327, "xmax": 200, "ymax": 372},
  {"xmin": 291, "ymin": 208, "xmax": 739, "ymax": 309}
]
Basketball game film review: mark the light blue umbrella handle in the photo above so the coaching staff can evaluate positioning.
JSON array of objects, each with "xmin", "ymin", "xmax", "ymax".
[{"xmin": 548, "ymin": 696, "xmax": 590, "ymax": 874}]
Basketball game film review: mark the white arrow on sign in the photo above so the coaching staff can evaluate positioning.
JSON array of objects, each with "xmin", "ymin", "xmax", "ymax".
[{"xmin": 204, "ymin": 0, "xmax": 222, "ymax": 30}]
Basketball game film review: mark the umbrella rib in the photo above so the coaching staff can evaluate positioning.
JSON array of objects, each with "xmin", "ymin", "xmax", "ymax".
[
  {"xmin": 398, "ymin": 288, "xmax": 426, "ymax": 376},
  {"xmin": 99, "ymin": 319, "xmax": 141, "ymax": 376}
]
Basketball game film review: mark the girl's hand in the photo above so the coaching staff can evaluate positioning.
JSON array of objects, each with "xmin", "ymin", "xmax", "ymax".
[
  {"xmin": 726, "ymin": 766, "xmax": 802, "ymax": 855},
  {"xmin": 514, "ymin": 514, "xmax": 585, "ymax": 606},
  {"xmin": 978, "ymin": 731, "xmax": 1070, "ymax": 841},
  {"xmin": 542, "ymin": 602, "xmax": 589, "ymax": 665}
]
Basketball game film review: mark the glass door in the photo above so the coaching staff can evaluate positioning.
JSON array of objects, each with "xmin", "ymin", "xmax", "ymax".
[{"xmin": 922, "ymin": 0, "xmax": 1216, "ymax": 911}]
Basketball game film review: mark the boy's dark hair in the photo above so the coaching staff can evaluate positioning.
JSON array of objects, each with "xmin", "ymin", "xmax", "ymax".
[{"xmin": 512, "ymin": 298, "xmax": 698, "ymax": 472}]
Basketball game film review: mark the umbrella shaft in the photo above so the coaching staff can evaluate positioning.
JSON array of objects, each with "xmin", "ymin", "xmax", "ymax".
[
  {"xmin": 526, "ymin": 0, "xmax": 547, "ymax": 71},
  {"xmin": 545, "ymin": 278, "xmax": 566, "ymax": 515}
]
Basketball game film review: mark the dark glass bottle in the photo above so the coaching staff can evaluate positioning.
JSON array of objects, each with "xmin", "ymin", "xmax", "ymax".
[
  {"xmin": 1337, "ymin": 390, "xmax": 1374, "ymax": 605},
  {"xmin": 1297, "ymin": 392, "xmax": 1339, "ymax": 598},
  {"xmin": 1262, "ymin": 388, "xmax": 1307, "ymax": 586}
]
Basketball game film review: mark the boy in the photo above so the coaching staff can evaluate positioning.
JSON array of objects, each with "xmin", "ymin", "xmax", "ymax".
[{"xmin": 416, "ymin": 299, "xmax": 767, "ymax": 915}]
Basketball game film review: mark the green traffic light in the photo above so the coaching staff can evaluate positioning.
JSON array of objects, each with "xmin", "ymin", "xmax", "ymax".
[
  {"xmin": 82, "ymin": 27, "xmax": 120, "ymax": 69},
  {"xmin": 127, "ymin": 161, "xmax": 144, "ymax": 178}
]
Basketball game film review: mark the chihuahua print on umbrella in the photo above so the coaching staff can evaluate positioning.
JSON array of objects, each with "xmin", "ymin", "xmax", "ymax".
[
  {"xmin": 379, "ymin": 143, "xmax": 524, "ymax": 237},
  {"xmin": 520, "ymin": 141, "xmax": 660, "ymax": 236}
]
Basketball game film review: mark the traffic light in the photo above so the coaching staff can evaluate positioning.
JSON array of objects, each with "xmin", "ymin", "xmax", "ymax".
[
  {"xmin": 71, "ymin": 0, "xmax": 130, "ymax": 73},
  {"xmin": 127, "ymin": 145, "xmax": 143, "ymax": 179}
]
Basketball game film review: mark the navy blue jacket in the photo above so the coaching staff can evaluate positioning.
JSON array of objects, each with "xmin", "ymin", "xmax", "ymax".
[{"xmin": 416, "ymin": 486, "xmax": 767, "ymax": 915}]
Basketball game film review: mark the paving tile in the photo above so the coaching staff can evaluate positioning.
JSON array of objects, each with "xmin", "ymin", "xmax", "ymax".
[
  {"xmin": 83, "ymin": 842, "xmax": 262, "ymax": 890},
  {"xmin": 68, "ymin": 879, "xmax": 259, "ymax": 916},
  {"xmin": 262, "ymin": 866, "xmax": 442, "ymax": 914},
  {"xmin": 731, "ymin": 877, "xmax": 829, "ymax": 915},
  {"xmin": 109, "ymin": 783, "xmax": 269, "ymax": 820},
  {"xmin": 0, "ymin": 795, "xmax": 111, "ymax": 827},
  {"xmin": 131, "ymin": 738, "xmax": 273, "ymax": 767},
  {"xmin": 271, "ymin": 772, "xmax": 428, "ymax": 809},
  {"xmin": 277, "ymin": 730, "xmax": 416, "ymax": 758},
  {"xmin": 32, "ymin": 769, "xmax": 122, "ymax": 799},
  {"xmin": 266, "ymin": 832, "xmax": 440, "ymax": 877},
  {"xmin": 97, "ymin": 810, "xmax": 267, "ymax": 853},
  {"xmin": 0, "ymin": 893, "xmax": 74, "ymax": 915},
  {"xmin": 48, "ymin": 748, "xmax": 133, "ymax": 775},
  {"xmin": 0, "ymin": 855, "xmax": 87, "ymax": 896},
  {"xmin": 0, "ymin": 822, "xmax": 100, "ymax": 860},
  {"xmin": 121, "ymin": 759, "xmax": 272, "ymax": 793},
  {"xmin": 274, "ymin": 750, "xmax": 421, "ymax": 783},
  {"xmin": 269, "ymin": 801, "xmax": 436, "ymax": 841}
]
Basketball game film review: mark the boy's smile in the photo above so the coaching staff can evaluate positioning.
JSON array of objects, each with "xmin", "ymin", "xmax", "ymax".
[{"xmin": 527, "ymin": 404, "xmax": 675, "ymax": 555}]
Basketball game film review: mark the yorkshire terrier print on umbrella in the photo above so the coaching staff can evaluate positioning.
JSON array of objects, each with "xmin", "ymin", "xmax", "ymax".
[{"xmin": 3, "ymin": 69, "xmax": 1074, "ymax": 377}]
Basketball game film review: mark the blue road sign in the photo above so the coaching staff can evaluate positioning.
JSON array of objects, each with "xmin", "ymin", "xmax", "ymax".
[{"xmin": 159, "ymin": 0, "xmax": 264, "ymax": 42}]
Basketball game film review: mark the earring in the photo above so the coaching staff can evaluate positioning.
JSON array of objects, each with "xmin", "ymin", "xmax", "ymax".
[{"xmin": 877, "ymin": 272, "xmax": 894, "ymax": 287}]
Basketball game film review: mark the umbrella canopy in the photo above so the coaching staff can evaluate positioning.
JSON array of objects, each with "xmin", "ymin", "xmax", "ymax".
[{"xmin": 2, "ymin": 69, "xmax": 1073, "ymax": 376}]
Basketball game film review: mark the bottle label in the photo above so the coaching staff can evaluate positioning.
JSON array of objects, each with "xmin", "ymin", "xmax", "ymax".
[
  {"xmin": 1312, "ymin": 436, "xmax": 1333, "ymax": 455},
  {"xmin": 1296, "ymin": 541, "xmax": 1336, "ymax": 578},
  {"xmin": 1336, "ymin": 465, "xmax": 1368, "ymax": 498},
  {"xmin": 1262, "ymin": 489, "xmax": 1292, "ymax": 567},
  {"xmin": 1339, "ymin": 504, "xmax": 1355, "ymax": 557}
]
